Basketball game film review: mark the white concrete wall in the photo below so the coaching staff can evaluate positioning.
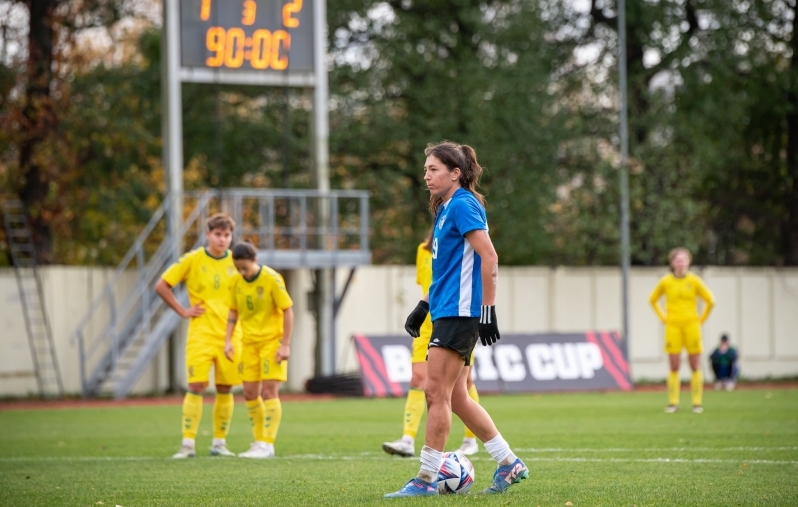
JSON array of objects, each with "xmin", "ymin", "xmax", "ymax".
[
  {"xmin": 0, "ymin": 267, "xmax": 169, "ymax": 397},
  {"xmin": 1, "ymin": 265, "xmax": 796, "ymax": 397},
  {"xmin": 329, "ymin": 266, "xmax": 798, "ymax": 384}
]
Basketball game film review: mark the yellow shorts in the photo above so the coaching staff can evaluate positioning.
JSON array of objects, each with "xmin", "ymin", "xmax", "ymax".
[
  {"xmin": 411, "ymin": 314, "xmax": 475, "ymax": 364},
  {"xmin": 186, "ymin": 336, "xmax": 242, "ymax": 385},
  {"xmin": 241, "ymin": 339, "xmax": 288, "ymax": 383},
  {"xmin": 664, "ymin": 321, "xmax": 703, "ymax": 355},
  {"xmin": 411, "ymin": 314, "xmax": 433, "ymax": 363}
]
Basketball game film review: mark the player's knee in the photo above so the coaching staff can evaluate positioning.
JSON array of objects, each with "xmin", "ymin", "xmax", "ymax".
[
  {"xmin": 261, "ymin": 381, "xmax": 280, "ymax": 400},
  {"xmin": 410, "ymin": 372, "xmax": 426, "ymax": 389},
  {"xmin": 188, "ymin": 382, "xmax": 207, "ymax": 394},
  {"xmin": 424, "ymin": 387, "xmax": 448, "ymax": 409},
  {"xmin": 242, "ymin": 383, "xmax": 259, "ymax": 400}
]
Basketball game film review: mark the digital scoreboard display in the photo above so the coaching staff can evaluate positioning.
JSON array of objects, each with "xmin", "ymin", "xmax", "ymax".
[{"xmin": 180, "ymin": 0, "xmax": 314, "ymax": 73}]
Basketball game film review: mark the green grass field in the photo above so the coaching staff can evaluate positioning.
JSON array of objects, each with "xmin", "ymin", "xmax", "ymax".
[{"xmin": 1, "ymin": 389, "xmax": 796, "ymax": 506}]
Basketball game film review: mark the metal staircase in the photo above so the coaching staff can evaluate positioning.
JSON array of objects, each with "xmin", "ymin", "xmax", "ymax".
[
  {"xmin": 70, "ymin": 188, "xmax": 370, "ymax": 398},
  {"xmin": 1, "ymin": 200, "xmax": 64, "ymax": 397},
  {"xmin": 70, "ymin": 191, "xmax": 211, "ymax": 398}
]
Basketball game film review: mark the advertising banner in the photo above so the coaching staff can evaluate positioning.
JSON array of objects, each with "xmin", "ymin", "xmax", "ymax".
[{"xmin": 352, "ymin": 332, "xmax": 631, "ymax": 397}]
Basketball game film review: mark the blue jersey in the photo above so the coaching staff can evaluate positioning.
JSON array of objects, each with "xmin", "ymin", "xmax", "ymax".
[{"xmin": 429, "ymin": 188, "xmax": 488, "ymax": 320}]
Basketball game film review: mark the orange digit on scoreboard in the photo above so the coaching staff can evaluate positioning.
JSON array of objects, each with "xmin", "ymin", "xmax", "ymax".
[
  {"xmin": 242, "ymin": 0, "xmax": 257, "ymax": 25},
  {"xmin": 200, "ymin": 0, "xmax": 212, "ymax": 21},
  {"xmin": 205, "ymin": 26, "xmax": 225, "ymax": 67},
  {"xmin": 282, "ymin": 0, "xmax": 302, "ymax": 28}
]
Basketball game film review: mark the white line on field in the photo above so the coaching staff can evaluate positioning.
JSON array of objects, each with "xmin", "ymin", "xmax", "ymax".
[
  {"xmin": 514, "ymin": 446, "xmax": 798, "ymax": 452},
  {"xmin": 0, "ymin": 453, "xmax": 795, "ymax": 465},
  {"xmin": 513, "ymin": 457, "xmax": 798, "ymax": 465}
]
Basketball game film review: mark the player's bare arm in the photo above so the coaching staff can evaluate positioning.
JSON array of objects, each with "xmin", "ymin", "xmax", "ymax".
[
  {"xmin": 155, "ymin": 278, "xmax": 205, "ymax": 319},
  {"xmin": 276, "ymin": 307, "xmax": 294, "ymax": 362},
  {"xmin": 464, "ymin": 229, "xmax": 498, "ymax": 305},
  {"xmin": 224, "ymin": 309, "xmax": 238, "ymax": 361}
]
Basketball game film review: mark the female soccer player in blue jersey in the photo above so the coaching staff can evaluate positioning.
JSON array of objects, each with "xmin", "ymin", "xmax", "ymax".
[
  {"xmin": 385, "ymin": 141, "xmax": 528, "ymax": 497},
  {"xmin": 381, "ymin": 229, "xmax": 482, "ymax": 459}
]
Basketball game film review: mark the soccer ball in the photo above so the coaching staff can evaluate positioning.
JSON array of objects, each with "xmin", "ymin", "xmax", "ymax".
[{"xmin": 437, "ymin": 451, "xmax": 475, "ymax": 494}]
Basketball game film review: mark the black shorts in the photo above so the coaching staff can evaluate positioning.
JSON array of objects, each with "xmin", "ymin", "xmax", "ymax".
[{"xmin": 429, "ymin": 317, "xmax": 479, "ymax": 366}]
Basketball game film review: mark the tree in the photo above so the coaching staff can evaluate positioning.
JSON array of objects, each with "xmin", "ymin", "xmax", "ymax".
[
  {"xmin": 546, "ymin": 0, "xmax": 798, "ymax": 265},
  {"xmin": 1, "ymin": 0, "xmax": 126, "ymax": 263},
  {"xmin": 327, "ymin": 0, "xmax": 567, "ymax": 264}
]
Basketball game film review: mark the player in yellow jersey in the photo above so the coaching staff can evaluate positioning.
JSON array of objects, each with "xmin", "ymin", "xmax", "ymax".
[
  {"xmin": 649, "ymin": 247, "xmax": 715, "ymax": 414},
  {"xmin": 155, "ymin": 214, "xmax": 243, "ymax": 458},
  {"xmin": 223, "ymin": 241, "xmax": 294, "ymax": 459},
  {"xmin": 382, "ymin": 233, "xmax": 482, "ymax": 458}
]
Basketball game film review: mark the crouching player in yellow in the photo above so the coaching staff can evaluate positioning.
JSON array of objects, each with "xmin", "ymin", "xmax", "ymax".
[
  {"xmin": 155, "ymin": 213, "xmax": 243, "ymax": 458},
  {"xmin": 382, "ymin": 234, "xmax": 482, "ymax": 458},
  {"xmin": 224, "ymin": 241, "xmax": 294, "ymax": 459},
  {"xmin": 649, "ymin": 247, "xmax": 715, "ymax": 414}
]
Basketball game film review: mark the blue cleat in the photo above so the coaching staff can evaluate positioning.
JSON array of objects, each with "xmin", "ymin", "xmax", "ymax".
[
  {"xmin": 482, "ymin": 458, "xmax": 529, "ymax": 494},
  {"xmin": 384, "ymin": 477, "xmax": 438, "ymax": 498}
]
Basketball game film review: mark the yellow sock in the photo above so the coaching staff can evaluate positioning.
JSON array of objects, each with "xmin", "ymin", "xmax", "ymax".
[
  {"xmin": 263, "ymin": 398, "xmax": 282, "ymax": 444},
  {"xmin": 181, "ymin": 392, "xmax": 203, "ymax": 440},
  {"xmin": 667, "ymin": 371, "xmax": 680, "ymax": 406},
  {"xmin": 213, "ymin": 393, "xmax": 234, "ymax": 440},
  {"xmin": 691, "ymin": 370, "xmax": 703, "ymax": 407},
  {"xmin": 402, "ymin": 388, "xmax": 426, "ymax": 439},
  {"xmin": 246, "ymin": 397, "xmax": 266, "ymax": 443},
  {"xmin": 463, "ymin": 385, "xmax": 480, "ymax": 439}
]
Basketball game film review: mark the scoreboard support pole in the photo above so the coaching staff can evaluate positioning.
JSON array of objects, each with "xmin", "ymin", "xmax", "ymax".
[
  {"xmin": 311, "ymin": 0, "xmax": 336, "ymax": 377},
  {"xmin": 162, "ymin": 0, "xmax": 184, "ymax": 266},
  {"xmin": 161, "ymin": 0, "xmax": 185, "ymax": 393}
]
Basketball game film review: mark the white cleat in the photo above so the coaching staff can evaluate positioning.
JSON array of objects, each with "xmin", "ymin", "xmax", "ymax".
[
  {"xmin": 724, "ymin": 381, "xmax": 736, "ymax": 391},
  {"xmin": 457, "ymin": 439, "xmax": 479, "ymax": 456},
  {"xmin": 171, "ymin": 445, "xmax": 196, "ymax": 459},
  {"xmin": 664, "ymin": 405, "xmax": 679, "ymax": 414},
  {"xmin": 692, "ymin": 406, "xmax": 704, "ymax": 414},
  {"xmin": 238, "ymin": 442, "xmax": 275, "ymax": 459},
  {"xmin": 210, "ymin": 442, "xmax": 236, "ymax": 457},
  {"xmin": 382, "ymin": 439, "xmax": 415, "ymax": 458}
]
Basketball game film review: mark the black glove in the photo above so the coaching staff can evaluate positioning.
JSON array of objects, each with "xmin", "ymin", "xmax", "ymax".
[
  {"xmin": 404, "ymin": 300, "xmax": 430, "ymax": 338},
  {"xmin": 479, "ymin": 305, "xmax": 501, "ymax": 346}
]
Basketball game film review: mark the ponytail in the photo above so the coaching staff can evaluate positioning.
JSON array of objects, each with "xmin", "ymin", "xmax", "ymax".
[{"xmin": 422, "ymin": 222, "xmax": 435, "ymax": 251}]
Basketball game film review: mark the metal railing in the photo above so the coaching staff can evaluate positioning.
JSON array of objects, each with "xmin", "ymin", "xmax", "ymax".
[{"xmin": 196, "ymin": 189, "xmax": 370, "ymax": 260}]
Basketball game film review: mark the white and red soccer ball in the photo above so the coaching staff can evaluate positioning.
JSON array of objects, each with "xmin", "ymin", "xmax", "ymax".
[{"xmin": 437, "ymin": 452, "xmax": 475, "ymax": 494}]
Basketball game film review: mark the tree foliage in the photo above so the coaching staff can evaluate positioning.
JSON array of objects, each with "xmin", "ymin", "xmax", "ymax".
[{"xmin": 1, "ymin": 0, "xmax": 796, "ymax": 267}]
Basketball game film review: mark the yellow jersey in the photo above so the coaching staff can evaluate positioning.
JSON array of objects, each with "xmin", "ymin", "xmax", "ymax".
[
  {"xmin": 649, "ymin": 272, "xmax": 715, "ymax": 324},
  {"xmin": 228, "ymin": 265, "xmax": 293, "ymax": 343},
  {"xmin": 161, "ymin": 247, "xmax": 241, "ymax": 344},
  {"xmin": 416, "ymin": 242, "xmax": 433, "ymax": 295}
]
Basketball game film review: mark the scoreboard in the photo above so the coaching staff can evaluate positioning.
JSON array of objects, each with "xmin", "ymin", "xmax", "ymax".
[{"xmin": 178, "ymin": 0, "xmax": 315, "ymax": 85}]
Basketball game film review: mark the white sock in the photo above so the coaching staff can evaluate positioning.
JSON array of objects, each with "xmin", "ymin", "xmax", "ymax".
[
  {"xmin": 182, "ymin": 438, "xmax": 195, "ymax": 448},
  {"xmin": 418, "ymin": 446, "xmax": 444, "ymax": 483},
  {"xmin": 401, "ymin": 435, "xmax": 414, "ymax": 445},
  {"xmin": 484, "ymin": 434, "xmax": 516, "ymax": 465},
  {"xmin": 212, "ymin": 438, "xmax": 225, "ymax": 447}
]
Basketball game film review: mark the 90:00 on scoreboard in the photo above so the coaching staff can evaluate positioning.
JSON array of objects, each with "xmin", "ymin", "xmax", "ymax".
[{"xmin": 206, "ymin": 27, "xmax": 290, "ymax": 70}]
